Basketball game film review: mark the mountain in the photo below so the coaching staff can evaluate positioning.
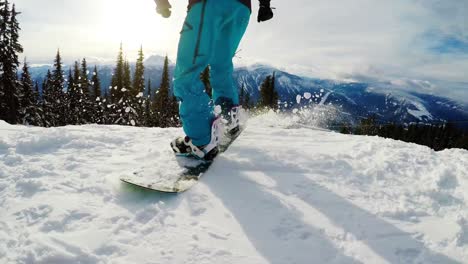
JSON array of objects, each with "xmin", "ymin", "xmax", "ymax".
[
  {"xmin": 234, "ymin": 64, "xmax": 468, "ymax": 129},
  {"xmin": 1, "ymin": 114, "xmax": 467, "ymax": 263},
  {"xmin": 27, "ymin": 61, "xmax": 468, "ymax": 129}
]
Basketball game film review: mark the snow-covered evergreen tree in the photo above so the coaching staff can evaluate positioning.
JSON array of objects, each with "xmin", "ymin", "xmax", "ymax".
[
  {"xmin": 132, "ymin": 46, "xmax": 145, "ymax": 125},
  {"xmin": 152, "ymin": 56, "xmax": 174, "ymax": 127},
  {"xmin": 143, "ymin": 79, "xmax": 153, "ymax": 127},
  {"xmin": 110, "ymin": 44, "xmax": 124, "ymax": 103},
  {"xmin": 19, "ymin": 59, "xmax": 43, "ymax": 126},
  {"xmin": 79, "ymin": 58, "xmax": 93, "ymax": 123},
  {"xmin": 91, "ymin": 65, "xmax": 103, "ymax": 124},
  {"xmin": 41, "ymin": 70, "xmax": 53, "ymax": 127},
  {"xmin": 91, "ymin": 65, "xmax": 101, "ymax": 99},
  {"xmin": 258, "ymin": 72, "xmax": 279, "ymax": 110},
  {"xmin": 48, "ymin": 50, "xmax": 67, "ymax": 126},
  {"xmin": 67, "ymin": 63, "xmax": 80, "ymax": 124},
  {"xmin": 110, "ymin": 44, "xmax": 138, "ymax": 125},
  {"xmin": 133, "ymin": 46, "xmax": 145, "ymax": 97},
  {"xmin": 0, "ymin": 1, "xmax": 23, "ymax": 124}
]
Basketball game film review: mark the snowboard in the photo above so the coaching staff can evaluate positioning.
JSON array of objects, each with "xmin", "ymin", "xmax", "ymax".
[{"xmin": 120, "ymin": 127, "xmax": 244, "ymax": 193}]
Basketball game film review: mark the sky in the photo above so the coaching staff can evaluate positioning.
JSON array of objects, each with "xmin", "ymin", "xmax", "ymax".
[{"xmin": 12, "ymin": 0, "xmax": 468, "ymax": 102}]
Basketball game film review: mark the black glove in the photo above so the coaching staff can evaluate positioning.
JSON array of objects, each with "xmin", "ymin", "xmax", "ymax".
[
  {"xmin": 258, "ymin": 0, "xmax": 274, "ymax": 23},
  {"xmin": 155, "ymin": 0, "xmax": 172, "ymax": 18}
]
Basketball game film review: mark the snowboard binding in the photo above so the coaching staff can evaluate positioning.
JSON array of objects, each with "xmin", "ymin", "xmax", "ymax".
[
  {"xmin": 224, "ymin": 105, "xmax": 241, "ymax": 136},
  {"xmin": 171, "ymin": 117, "xmax": 222, "ymax": 161}
]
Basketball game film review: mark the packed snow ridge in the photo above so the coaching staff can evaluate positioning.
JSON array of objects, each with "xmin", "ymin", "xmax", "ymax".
[{"xmin": 1, "ymin": 112, "xmax": 467, "ymax": 264}]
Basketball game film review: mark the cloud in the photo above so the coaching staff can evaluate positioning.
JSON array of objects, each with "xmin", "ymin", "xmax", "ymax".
[
  {"xmin": 239, "ymin": 0, "xmax": 468, "ymax": 101},
  {"xmin": 425, "ymin": 32, "xmax": 468, "ymax": 54},
  {"xmin": 12, "ymin": 0, "xmax": 468, "ymax": 103}
]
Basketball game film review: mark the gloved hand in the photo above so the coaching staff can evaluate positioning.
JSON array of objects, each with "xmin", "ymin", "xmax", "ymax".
[
  {"xmin": 155, "ymin": 0, "xmax": 172, "ymax": 18},
  {"xmin": 258, "ymin": 0, "xmax": 274, "ymax": 23}
]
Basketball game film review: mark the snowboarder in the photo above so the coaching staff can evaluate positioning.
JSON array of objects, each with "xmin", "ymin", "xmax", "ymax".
[{"xmin": 154, "ymin": 0, "xmax": 274, "ymax": 160}]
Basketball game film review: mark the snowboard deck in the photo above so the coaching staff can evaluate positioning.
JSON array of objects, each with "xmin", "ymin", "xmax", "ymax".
[{"xmin": 120, "ymin": 128, "xmax": 243, "ymax": 193}]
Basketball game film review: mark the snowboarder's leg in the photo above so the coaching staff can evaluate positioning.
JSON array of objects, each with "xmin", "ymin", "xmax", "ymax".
[
  {"xmin": 173, "ymin": 1, "xmax": 219, "ymax": 146},
  {"xmin": 210, "ymin": 2, "xmax": 251, "ymax": 113}
]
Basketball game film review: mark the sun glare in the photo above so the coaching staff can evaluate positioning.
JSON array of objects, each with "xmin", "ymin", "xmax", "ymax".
[{"xmin": 98, "ymin": 0, "xmax": 180, "ymax": 58}]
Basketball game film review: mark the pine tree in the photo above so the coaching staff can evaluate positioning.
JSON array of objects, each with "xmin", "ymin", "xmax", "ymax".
[
  {"xmin": 91, "ymin": 66, "xmax": 101, "ymax": 99},
  {"xmin": 79, "ymin": 58, "xmax": 93, "ymax": 123},
  {"xmin": 133, "ymin": 46, "xmax": 145, "ymax": 125},
  {"xmin": 258, "ymin": 75, "xmax": 272, "ymax": 108},
  {"xmin": 147, "ymin": 79, "xmax": 152, "ymax": 99},
  {"xmin": 339, "ymin": 123, "xmax": 352, "ymax": 134},
  {"xmin": 271, "ymin": 72, "xmax": 279, "ymax": 109},
  {"xmin": 34, "ymin": 81, "xmax": 40, "ymax": 103},
  {"xmin": 111, "ymin": 43, "xmax": 125, "ymax": 103},
  {"xmin": 110, "ymin": 44, "xmax": 126, "ymax": 124},
  {"xmin": 356, "ymin": 115, "xmax": 378, "ymax": 135},
  {"xmin": 258, "ymin": 72, "xmax": 279, "ymax": 110},
  {"xmin": 117, "ymin": 59, "xmax": 138, "ymax": 126},
  {"xmin": 66, "ymin": 67, "xmax": 76, "ymax": 124},
  {"xmin": 33, "ymin": 80, "xmax": 44, "ymax": 125},
  {"xmin": 91, "ymin": 65, "xmax": 103, "ymax": 123},
  {"xmin": 123, "ymin": 60, "xmax": 132, "ymax": 91},
  {"xmin": 80, "ymin": 58, "xmax": 89, "ymax": 93},
  {"xmin": 0, "ymin": 1, "xmax": 23, "ymax": 124},
  {"xmin": 133, "ymin": 46, "xmax": 145, "ymax": 97},
  {"xmin": 143, "ymin": 79, "xmax": 153, "ymax": 127},
  {"xmin": 19, "ymin": 59, "xmax": 42, "ymax": 126},
  {"xmin": 41, "ymin": 70, "xmax": 53, "ymax": 127},
  {"xmin": 152, "ymin": 56, "xmax": 177, "ymax": 127},
  {"xmin": 49, "ymin": 50, "xmax": 67, "ymax": 126},
  {"xmin": 101, "ymin": 89, "xmax": 111, "ymax": 124},
  {"xmin": 168, "ymin": 93, "xmax": 180, "ymax": 127},
  {"xmin": 67, "ymin": 62, "xmax": 80, "ymax": 124}
]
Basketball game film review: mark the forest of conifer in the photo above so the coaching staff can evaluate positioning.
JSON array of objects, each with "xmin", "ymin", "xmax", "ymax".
[{"xmin": 339, "ymin": 116, "xmax": 468, "ymax": 151}]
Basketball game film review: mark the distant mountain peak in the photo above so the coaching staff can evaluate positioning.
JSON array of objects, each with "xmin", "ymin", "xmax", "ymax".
[{"xmin": 145, "ymin": 55, "xmax": 172, "ymax": 67}]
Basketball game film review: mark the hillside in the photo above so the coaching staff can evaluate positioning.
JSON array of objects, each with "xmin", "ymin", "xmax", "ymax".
[{"xmin": 1, "ymin": 113, "xmax": 467, "ymax": 263}]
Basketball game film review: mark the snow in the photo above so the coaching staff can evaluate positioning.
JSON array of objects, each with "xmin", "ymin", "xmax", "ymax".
[
  {"xmin": 214, "ymin": 105, "xmax": 222, "ymax": 115},
  {"xmin": 407, "ymin": 100, "xmax": 433, "ymax": 120},
  {"xmin": 296, "ymin": 95, "xmax": 302, "ymax": 104},
  {"xmin": 1, "ymin": 113, "xmax": 468, "ymax": 263},
  {"xmin": 319, "ymin": 92, "xmax": 332, "ymax": 105}
]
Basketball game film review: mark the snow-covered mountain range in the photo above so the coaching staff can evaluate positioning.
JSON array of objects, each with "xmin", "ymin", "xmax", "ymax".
[{"xmin": 28, "ymin": 55, "xmax": 468, "ymax": 128}]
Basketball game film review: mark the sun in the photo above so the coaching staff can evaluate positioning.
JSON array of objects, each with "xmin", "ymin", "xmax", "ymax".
[
  {"xmin": 97, "ymin": 0, "xmax": 179, "ymax": 57},
  {"xmin": 101, "ymin": 0, "xmax": 157, "ymax": 46}
]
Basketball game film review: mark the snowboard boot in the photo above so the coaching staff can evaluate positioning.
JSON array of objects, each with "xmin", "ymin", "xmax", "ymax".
[{"xmin": 170, "ymin": 117, "xmax": 222, "ymax": 161}]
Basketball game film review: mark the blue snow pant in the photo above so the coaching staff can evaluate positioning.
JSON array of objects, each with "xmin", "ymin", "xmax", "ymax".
[{"xmin": 173, "ymin": 0, "xmax": 250, "ymax": 146}]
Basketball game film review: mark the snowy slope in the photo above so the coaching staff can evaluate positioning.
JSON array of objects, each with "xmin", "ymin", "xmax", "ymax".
[{"xmin": 1, "ymin": 114, "xmax": 468, "ymax": 264}]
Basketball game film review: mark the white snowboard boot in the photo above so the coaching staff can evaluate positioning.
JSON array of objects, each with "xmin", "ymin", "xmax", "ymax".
[{"xmin": 170, "ymin": 117, "xmax": 222, "ymax": 161}]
